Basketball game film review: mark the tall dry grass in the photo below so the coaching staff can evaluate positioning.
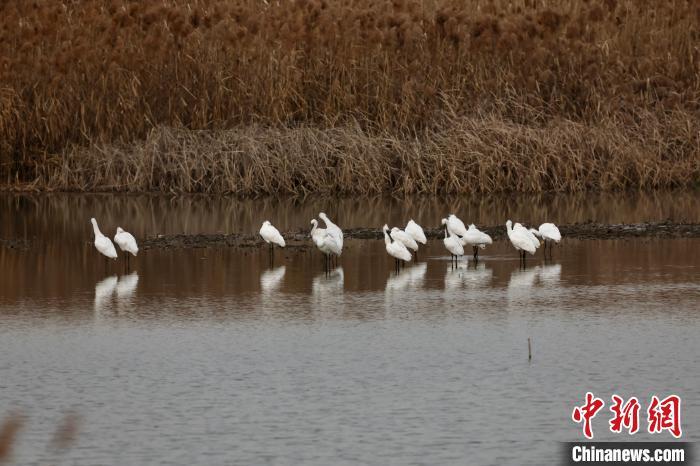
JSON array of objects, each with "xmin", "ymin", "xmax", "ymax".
[{"xmin": 1, "ymin": 0, "xmax": 699, "ymax": 193}]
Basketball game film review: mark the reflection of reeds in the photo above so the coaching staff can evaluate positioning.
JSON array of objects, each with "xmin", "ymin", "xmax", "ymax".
[
  {"xmin": 0, "ymin": 0, "xmax": 698, "ymax": 193},
  {"xmin": 0, "ymin": 413, "xmax": 80, "ymax": 464},
  {"xmin": 0, "ymin": 414, "xmax": 24, "ymax": 464}
]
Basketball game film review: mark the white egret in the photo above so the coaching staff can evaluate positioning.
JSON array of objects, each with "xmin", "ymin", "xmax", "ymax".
[
  {"xmin": 383, "ymin": 224, "xmax": 412, "ymax": 272},
  {"xmin": 442, "ymin": 223, "xmax": 464, "ymax": 267},
  {"xmin": 405, "ymin": 220, "xmax": 427, "ymax": 245},
  {"xmin": 310, "ymin": 219, "xmax": 326, "ymax": 248},
  {"xmin": 390, "ymin": 227, "xmax": 419, "ymax": 253},
  {"xmin": 460, "ymin": 224, "xmax": 493, "ymax": 259},
  {"xmin": 114, "ymin": 227, "xmax": 138, "ymax": 270},
  {"xmin": 514, "ymin": 222, "xmax": 541, "ymax": 251},
  {"xmin": 442, "ymin": 214, "xmax": 468, "ymax": 237},
  {"xmin": 91, "ymin": 218, "xmax": 118, "ymax": 262},
  {"xmin": 259, "ymin": 221, "xmax": 285, "ymax": 264},
  {"xmin": 531, "ymin": 223, "xmax": 562, "ymax": 257},
  {"xmin": 319, "ymin": 212, "xmax": 343, "ymax": 249},
  {"xmin": 312, "ymin": 223, "xmax": 342, "ymax": 272},
  {"xmin": 506, "ymin": 220, "xmax": 536, "ymax": 263}
]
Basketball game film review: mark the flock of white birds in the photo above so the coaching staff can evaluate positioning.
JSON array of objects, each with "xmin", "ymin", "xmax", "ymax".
[{"xmin": 90, "ymin": 212, "xmax": 562, "ymax": 268}]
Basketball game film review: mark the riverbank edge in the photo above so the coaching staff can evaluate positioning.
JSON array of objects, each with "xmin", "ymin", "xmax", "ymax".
[{"xmin": 3, "ymin": 221, "xmax": 699, "ymax": 251}]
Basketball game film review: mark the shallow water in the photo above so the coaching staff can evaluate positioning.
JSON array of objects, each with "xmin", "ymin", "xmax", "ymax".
[{"xmin": 1, "ymin": 193, "xmax": 700, "ymax": 465}]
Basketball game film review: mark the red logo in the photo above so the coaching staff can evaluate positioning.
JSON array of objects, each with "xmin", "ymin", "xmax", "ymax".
[
  {"xmin": 572, "ymin": 392, "xmax": 605, "ymax": 439},
  {"xmin": 647, "ymin": 395, "xmax": 682, "ymax": 438},
  {"xmin": 609, "ymin": 395, "xmax": 640, "ymax": 434},
  {"xmin": 572, "ymin": 393, "xmax": 682, "ymax": 439}
]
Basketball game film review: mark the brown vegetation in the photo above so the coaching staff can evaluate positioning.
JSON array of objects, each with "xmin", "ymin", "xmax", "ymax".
[{"xmin": 1, "ymin": 0, "xmax": 699, "ymax": 194}]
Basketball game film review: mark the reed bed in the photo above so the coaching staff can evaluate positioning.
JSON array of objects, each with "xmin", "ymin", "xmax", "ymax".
[{"xmin": 1, "ymin": 0, "xmax": 699, "ymax": 194}]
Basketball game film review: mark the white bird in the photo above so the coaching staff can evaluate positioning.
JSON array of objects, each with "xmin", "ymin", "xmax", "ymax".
[
  {"xmin": 460, "ymin": 224, "xmax": 493, "ymax": 259},
  {"xmin": 114, "ymin": 227, "xmax": 138, "ymax": 269},
  {"xmin": 319, "ymin": 212, "xmax": 343, "ymax": 249},
  {"xmin": 91, "ymin": 218, "xmax": 118, "ymax": 261},
  {"xmin": 443, "ymin": 223, "xmax": 464, "ymax": 267},
  {"xmin": 531, "ymin": 223, "xmax": 562, "ymax": 257},
  {"xmin": 390, "ymin": 227, "xmax": 419, "ymax": 252},
  {"xmin": 513, "ymin": 222, "xmax": 541, "ymax": 251},
  {"xmin": 114, "ymin": 227, "xmax": 138, "ymax": 256},
  {"xmin": 312, "ymin": 219, "xmax": 342, "ymax": 270},
  {"xmin": 383, "ymin": 224, "xmax": 412, "ymax": 272},
  {"xmin": 260, "ymin": 221, "xmax": 285, "ymax": 264},
  {"xmin": 310, "ymin": 219, "xmax": 326, "ymax": 248},
  {"xmin": 259, "ymin": 221, "xmax": 285, "ymax": 247},
  {"xmin": 405, "ymin": 220, "xmax": 427, "ymax": 245},
  {"xmin": 442, "ymin": 214, "xmax": 468, "ymax": 237},
  {"xmin": 506, "ymin": 220, "xmax": 536, "ymax": 262}
]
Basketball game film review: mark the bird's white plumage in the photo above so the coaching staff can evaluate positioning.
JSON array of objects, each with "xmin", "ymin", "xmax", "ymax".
[
  {"xmin": 319, "ymin": 212, "xmax": 343, "ymax": 249},
  {"xmin": 321, "ymin": 229, "xmax": 343, "ymax": 256},
  {"xmin": 443, "ymin": 214, "xmax": 468, "ymax": 237},
  {"xmin": 404, "ymin": 220, "xmax": 427, "ymax": 245},
  {"xmin": 537, "ymin": 223, "xmax": 562, "ymax": 243},
  {"xmin": 514, "ymin": 222, "xmax": 540, "ymax": 249},
  {"xmin": 259, "ymin": 221, "xmax": 285, "ymax": 247},
  {"xmin": 114, "ymin": 227, "xmax": 139, "ymax": 256},
  {"xmin": 383, "ymin": 225, "xmax": 412, "ymax": 262},
  {"xmin": 91, "ymin": 218, "xmax": 118, "ymax": 259},
  {"xmin": 390, "ymin": 227, "xmax": 419, "ymax": 251},
  {"xmin": 460, "ymin": 224, "xmax": 493, "ymax": 249},
  {"xmin": 310, "ymin": 219, "xmax": 326, "ymax": 248},
  {"xmin": 443, "ymin": 227, "xmax": 464, "ymax": 257},
  {"xmin": 506, "ymin": 220, "xmax": 536, "ymax": 255}
]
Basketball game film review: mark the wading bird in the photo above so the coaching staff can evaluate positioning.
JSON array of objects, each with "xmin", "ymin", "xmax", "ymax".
[
  {"xmin": 405, "ymin": 220, "xmax": 427, "ymax": 245},
  {"xmin": 514, "ymin": 223, "xmax": 541, "ymax": 252},
  {"xmin": 259, "ymin": 221, "xmax": 285, "ymax": 264},
  {"xmin": 443, "ymin": 222, "xmax": 464, "ymax": 267},
  {"xmin": 91, "ymin": 218, "xmax": 118, "ymax": 264},
  {"xmin": 460, "ymin": 224, "xmax": 493, "ymax": 260},
  {"xmin": 443, "ymin": 214, "xmax": 468, "ymax": 237},
  {"xmin": 319, "ymin": 212, "xmax": 343, "ymax": 249},
  {"xmin": 114, "ymin": 227, "xmax": 138, "ymax": 270},
  {"xmin": 506, "ymin": 220, "xmax": 536, "ymax": 264},
  {"xmin": 322, "ymin": 229, "xmax": 343, "ymax": 272},
  {"xmin": 531, "ymin": 223, "xmax": 562, "ymax": 258},
  {"xmin": 310, "ymin": 219, "xmax": 326, "ymax": 248},
  {"xmin": 390, "ymin": 226, "xmax": 419, "ymax": 262},
  {"xmin": 383, "ymin": 224, "xmax": 412, "ymax": 273}
]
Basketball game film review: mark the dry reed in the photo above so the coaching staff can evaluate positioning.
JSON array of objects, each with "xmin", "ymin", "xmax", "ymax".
[{"xmin": 1, "ymin": 0, "xmax": 699, "ymax": 194}]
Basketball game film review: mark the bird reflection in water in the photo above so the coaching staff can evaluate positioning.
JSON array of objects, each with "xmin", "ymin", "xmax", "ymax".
[{"xmin": 444, "ymin": 259, "xmax": 493, "ymax": 291}]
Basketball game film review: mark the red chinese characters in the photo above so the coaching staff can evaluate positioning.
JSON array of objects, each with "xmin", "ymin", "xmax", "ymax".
[
  {"xmin": 609, "ymin": 395, "xmax": 640, "ymax": 434},
  {"xmin": 647, "ymin": 395, "xmax": 682, "ymax": 438},
  {"xmin": 572, "ymin": 392, "xmax": 605, "ymax": 439}
]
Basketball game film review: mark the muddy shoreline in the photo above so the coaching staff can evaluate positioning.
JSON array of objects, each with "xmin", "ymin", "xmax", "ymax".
[
  {"xmin": 2, "ymin": 221, "xmax": 699, "ymax": 251},
  {"xmin": 138, "ymin": 221, "xmax": 700, "ymax": 249}
]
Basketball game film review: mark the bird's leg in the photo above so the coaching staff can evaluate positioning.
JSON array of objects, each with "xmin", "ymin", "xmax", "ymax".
[
  {"xmin": 473, "ymin": 245, "xmax": 478, "ymax": 260},
  {"xmin": 415, "ymin": 250, "xmax": 419, "ymax": 261}
]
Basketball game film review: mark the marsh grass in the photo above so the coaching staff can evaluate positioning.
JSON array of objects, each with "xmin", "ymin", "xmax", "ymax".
[{"xmin": 1, "ymin": 0, "xmax": 699, "ymax": 193}]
